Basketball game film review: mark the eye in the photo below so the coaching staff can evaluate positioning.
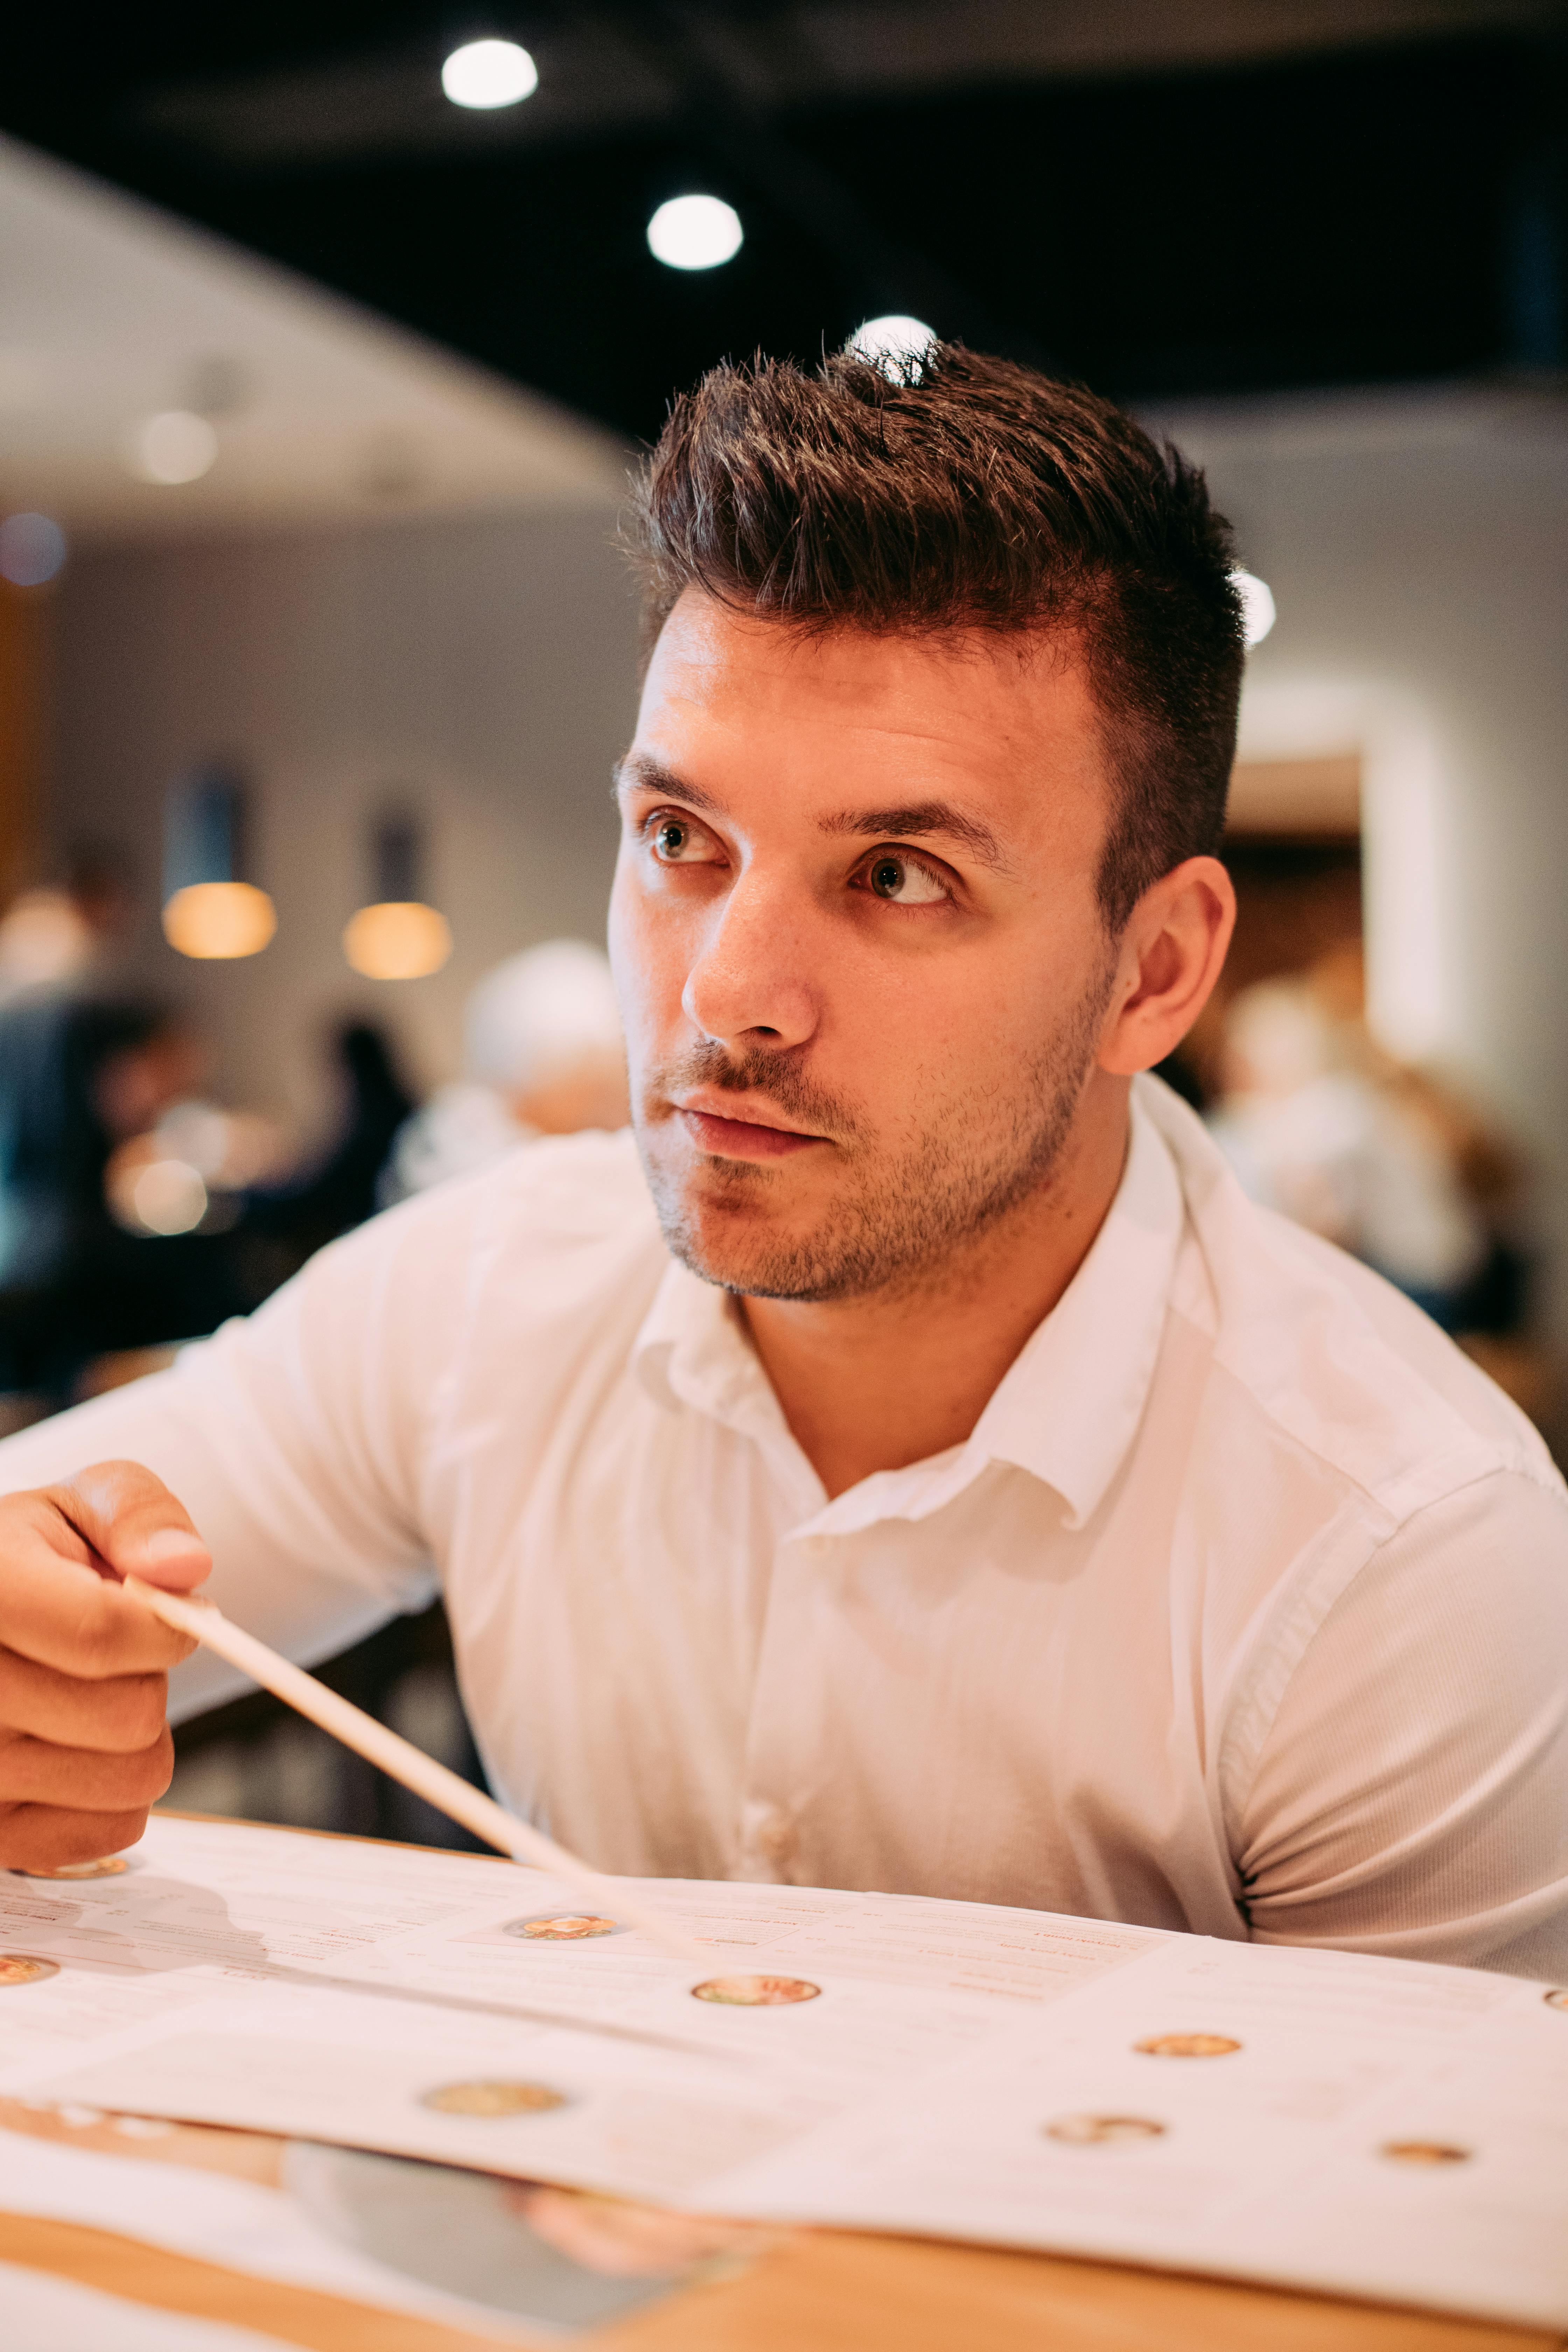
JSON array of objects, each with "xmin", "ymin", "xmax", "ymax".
[
  {"xmin": 645, "ymin": 812, "xmax": 721, "ymax": 865},
  {"xmin": 862, "ymin": 852, "xmax": 950, "ymax": 906}
]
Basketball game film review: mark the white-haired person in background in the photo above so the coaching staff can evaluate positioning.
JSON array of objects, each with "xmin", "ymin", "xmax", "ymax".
[{"xmin": 384, "ymin": 940, "xmax": 628, "ymax": 1202}]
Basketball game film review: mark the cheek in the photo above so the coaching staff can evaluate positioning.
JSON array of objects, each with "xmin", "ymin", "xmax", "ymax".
[{"xmin": 607, "ymin": 853, "xmax": 688, "ymax": 1058}]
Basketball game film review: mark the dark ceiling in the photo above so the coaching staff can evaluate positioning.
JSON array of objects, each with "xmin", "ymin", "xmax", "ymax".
[{"xmin": 4, "ymin": 2, "xmax": 1566, "ymax": 444}]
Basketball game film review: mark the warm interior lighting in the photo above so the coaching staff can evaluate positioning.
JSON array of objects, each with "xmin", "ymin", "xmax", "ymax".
[
  {"xmin": 343, "ymin": 900, "xmax": 452, "ymax": 980},
  {"xmin": 646, "ymin": 195, "xmax": 743, "ymax": 271},
  {"xmin": 848, "ymin": 315, "xmax": 936, "ymax": 371},
  {"xmin": 441, "ymin": 38, "xmax": 538, "ymax": 108},
  {"xmin": 1232, "ymin": 570, "xmax": 1277, "ymax": 648},
  {"xmin": 162, "ymin": 881, "xmax": 276, "ymax": 960},
  {"xmin": 132, "ymin": 411, "xmax": 218, "ymax": 486},
  {"xmin": 132, "ymin": 1159, "xmax": 209, "ymax": 1236}
]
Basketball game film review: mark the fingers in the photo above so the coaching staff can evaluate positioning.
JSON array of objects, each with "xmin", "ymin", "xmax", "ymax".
[
  {"xmin": 0, "ymin": 1648, "xmax": 169, "ymax": 1753},
  {"xmin": 0, "ymin": 1520, "xmax": 194, "ymax": 1679},
  {"xmin": 0, "ymin": 1474, "xmax": 201, "ymax": 1677},
  {"xmin": 0, "ymin": 1723, "xmax": 173, "ymax": 1812},
  {"xmin": 48, "ymin": 1461, "xmax": 212, "ymax": 1594},
  {"xmin": 0, "ymin": 1802, "xmax": 155, "ymax": 1875},
  {"xmin": 0, "ymin": 1464, "xmax": 195, "ymax": 1877}
]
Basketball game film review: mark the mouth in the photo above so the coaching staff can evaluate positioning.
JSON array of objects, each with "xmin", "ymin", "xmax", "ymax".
[{"xmin": 672, "ymin": 1092, "xmax": 828, "ymax": 1162}]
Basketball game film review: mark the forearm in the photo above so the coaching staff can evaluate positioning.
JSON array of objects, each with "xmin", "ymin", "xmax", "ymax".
[{"xmin": 0, "ymin": 1309, "xmax": 436, "ymax": 1715}]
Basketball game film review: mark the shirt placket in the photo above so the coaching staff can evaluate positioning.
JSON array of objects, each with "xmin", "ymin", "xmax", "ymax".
[{"xmin": 731, "ymin": 1514, "xmax": 842, "ymax": 1882}]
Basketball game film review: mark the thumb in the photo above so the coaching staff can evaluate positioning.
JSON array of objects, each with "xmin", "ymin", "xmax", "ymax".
[{"xmin": 48, "ymin": 1460, "xmax": 213, "ymax": 1592}]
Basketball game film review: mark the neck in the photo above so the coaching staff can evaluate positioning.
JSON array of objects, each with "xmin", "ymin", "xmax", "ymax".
[{"xmin": 738, "ymin": 1074, "xmax": 1132, "ymax": 1499}]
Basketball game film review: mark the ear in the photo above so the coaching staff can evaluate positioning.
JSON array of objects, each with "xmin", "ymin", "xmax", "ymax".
[{"xmin": 1097, "ymin": 856, "xmax": 1236, "ymax": 1077}]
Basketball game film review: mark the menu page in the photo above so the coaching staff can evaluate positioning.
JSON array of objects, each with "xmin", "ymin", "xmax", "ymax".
[
  {"xmin": 0, "ymin": 1816, "xmax": 1156, "ymax": 2207},
  {"xmin": 0, "ymin": 1817, "xmax": 1563, "ymax": 2328},
  {"xmin": 712, "ymin": 1932, "xmax": 1568, "ymax": 2330}
]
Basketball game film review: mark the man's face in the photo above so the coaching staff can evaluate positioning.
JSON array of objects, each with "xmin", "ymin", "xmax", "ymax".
[{"xmin": 609, "ymin": 591, "xmax": 1120, "ymax": 1301}]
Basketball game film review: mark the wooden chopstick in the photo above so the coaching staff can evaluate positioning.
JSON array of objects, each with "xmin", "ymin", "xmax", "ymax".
[{"xmin": 126, "ymin": 1578, "xmax": 712, "ymax": 1971}]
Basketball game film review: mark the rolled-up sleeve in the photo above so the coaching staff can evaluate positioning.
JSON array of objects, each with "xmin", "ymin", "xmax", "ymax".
[{"xmin": 1235, "ymin": 1467, "xmax": 1568, "ymax": 1978}]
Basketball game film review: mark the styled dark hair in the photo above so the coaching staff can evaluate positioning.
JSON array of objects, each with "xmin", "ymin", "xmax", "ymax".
[{"xmin": 626, "ymin": 344, "xmax": 1244, "ymax": 929}]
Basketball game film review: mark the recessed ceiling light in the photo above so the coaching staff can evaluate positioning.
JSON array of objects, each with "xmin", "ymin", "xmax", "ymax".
[
  {"xmin": 1231, "ymin": 570, "xmax": 1277, "ymax": 648},
  {"xmin": 131, "ymin": 411, "xmax": 217, "ymax": 486},
  {"xmin": 646, "ymin": 195, "xmax": 743, "ymax": 272},
  {"xmin": 848, "ymin": 315, "xmax": 937, "ymax": 371},
  {"xmin": 441, "ymin": 38, "xmax": 538, "ymax": 109}
]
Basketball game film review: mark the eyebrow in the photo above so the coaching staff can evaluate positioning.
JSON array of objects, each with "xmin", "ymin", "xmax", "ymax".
[
  {"xmin": 819, "ymin": 801, "xmax": 1014, "ymax": 875},
  {"xmin": 612, "ymin": 754, "xmax": 724, "ymax": 817},
  {"xmin": 614, "ymin": 757, "xmax": 1014, "ymax": 877}
]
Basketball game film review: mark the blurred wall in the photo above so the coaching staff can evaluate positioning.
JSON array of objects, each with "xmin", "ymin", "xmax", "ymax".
[
  {"xmin": 47, "ymin": 499, "xmax": 637, "ymax": 1125},
  {"xmin": 1150, "ymin": 386, "xmax": 1568, "ymax": 1346}
]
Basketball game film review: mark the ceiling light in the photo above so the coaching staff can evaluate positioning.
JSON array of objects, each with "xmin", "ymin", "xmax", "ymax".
[
  {"xmin": 0, "ymin": 511, "xmax": 66, "ymax": 587},
  {"xmin": 848, "ymin": 315, "xmax": 937, "ymax": 371},
  {"xmin": 441, "ymin": 38, "xmax": 538, "ymax": 109},
  {"xmin": 162, "ymin": 881, "xmax": 277, "ymax": 960},
  {"xmin": 646, "ymin": 195, "xmax": 743, "ymax": 272},
  {"xmin": 132, "ymin": 411, "xmax": 218, "ymax": 486},
  {"xmin": 1232, "ymin": 570, "xmax": 1276, "ymax": 648},
  {"xmin": 344, "ymin": 901, "xmax": 453, "ymax": 981}
]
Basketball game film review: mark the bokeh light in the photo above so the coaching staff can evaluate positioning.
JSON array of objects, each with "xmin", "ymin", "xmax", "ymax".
[
  {"xmin": 441, "ymin": 39, "xmax": 538, "ymax": 109},
  {"xmin": 1232, "ymin": 569, "xmax": 1277, "ymax": 648},
  {"xmin": 343, "ymin": 900, "xmax": 453, "ymax": 980},
  {"xmin": 646, "ymin": 196, "xmax": 743, "ymax": 272},
  {"xmin": 0, "ymin": 511, "xmax": 67, "ymax": 587},
  {"xmin": 847, "ymin": 315, "xmax": 937, "ymax": 372},
  {"xmin": 162, "ymin": 881, "xmax": 277, "ymax": 959},
  {"xmin": 132, "ymin": 411, "xmax": 218, "ymax": 486},
  {"xmin": 132, "ymin": 1159, "xmax": 209, "ymax": 1236}
]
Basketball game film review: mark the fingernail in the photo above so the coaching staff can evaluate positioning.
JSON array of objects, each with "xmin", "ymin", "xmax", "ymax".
[{"xmin": 139, "ymin": 1528, "xmax": 207, "ymax": 1561}]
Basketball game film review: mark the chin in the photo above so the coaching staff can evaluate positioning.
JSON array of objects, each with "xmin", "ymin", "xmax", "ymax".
[
  {"xmin": 661, "ymin": 1190, "xmax": 795, "ymax": 1292},
  {"xmin": 637, "ymin": 1131, "xmax": 844, "ymax": 1295}
]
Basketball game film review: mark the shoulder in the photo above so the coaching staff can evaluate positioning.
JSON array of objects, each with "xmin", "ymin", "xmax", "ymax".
[{"xmin": 1137, "ymin": 1073, "xmax": 1562, "ymax": 1524}]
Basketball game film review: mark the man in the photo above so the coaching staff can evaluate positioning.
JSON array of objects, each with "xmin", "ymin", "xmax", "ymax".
[{"xmin": 0, "ymin": 348, "xmax": 1563, "ymax": 1975}]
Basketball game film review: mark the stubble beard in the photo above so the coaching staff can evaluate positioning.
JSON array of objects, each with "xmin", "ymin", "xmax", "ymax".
[{"xmin": 635, "ymin": 962, "xmax": 1115, "ymax": 1305}]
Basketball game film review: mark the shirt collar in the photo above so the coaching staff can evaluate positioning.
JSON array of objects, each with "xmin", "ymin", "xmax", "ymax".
[
  {"xmin": 959, "ymin": 1086, "xmax": 1183, "ymax": 1528},
  {"xmin": 632, "ymin": 1085, "xmax": 1185, "ymax": 1534},
  {"xmin": 633, "ymin": 1251, "xmax": 801, "ymax": 1459}
]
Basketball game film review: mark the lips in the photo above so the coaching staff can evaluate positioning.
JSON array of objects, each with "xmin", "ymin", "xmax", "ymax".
[{"xmin": 674, "ymin": 1100, "xmax": 825, "ymax": 1161}]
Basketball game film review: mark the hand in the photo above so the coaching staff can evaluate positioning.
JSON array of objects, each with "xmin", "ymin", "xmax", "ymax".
[{"xmin": 0, "ymin": 1462, "xmax": 210, "ymax": 1871}]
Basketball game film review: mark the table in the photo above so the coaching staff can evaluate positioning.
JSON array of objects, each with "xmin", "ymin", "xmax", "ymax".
[
  {"xmin": 1, "ymin": 1816, "xmax": 1561, "ymax": 2352},
  {"xmin": 0, "ymin": 2186, "xmax": 1559, "ymax": 2352}
]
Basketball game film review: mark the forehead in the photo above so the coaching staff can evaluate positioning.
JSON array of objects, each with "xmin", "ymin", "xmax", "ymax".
[{"xmin": 634, "ymin": 592, "xmax": 1108, "ymax": 842}]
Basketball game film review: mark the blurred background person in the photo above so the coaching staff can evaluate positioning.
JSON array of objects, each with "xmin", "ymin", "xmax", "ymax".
[
  {"xmin": 0, "ymin": 846, "xmax": 135, "ymax": 1003},
  {"xmin": 1208, "ymin": 960, "xmax": 1524, "ymax": 1338},
  {"xmin": 385, "ymin": 938, "xmax": 627, "ymax": 1203},
  {"xmin": 237, "ymin": 1018, "xmax": 419, "ymax": 1292},
  {"xmin": 0, "ymin": 991, "xmax": 248, "ymax": 1417}
]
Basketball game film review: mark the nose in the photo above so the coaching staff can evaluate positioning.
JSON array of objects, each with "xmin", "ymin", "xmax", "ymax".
[{"xmin": 681, "ymin": 871, "xmax": 818, "ymax": 1051}]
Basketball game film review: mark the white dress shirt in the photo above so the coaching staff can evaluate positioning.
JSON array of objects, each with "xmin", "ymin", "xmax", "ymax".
[{"xmin": 2, "ymin": 1076, "xmax": 1564, "ymax": 1976}]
